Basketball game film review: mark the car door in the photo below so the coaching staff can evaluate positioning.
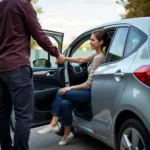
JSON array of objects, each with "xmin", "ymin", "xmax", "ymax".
[
  {"xmin": 91, "ymin": 26, "xmax": 134, "ymax": 138},
  {"xmin": 31, "ymin": 30, "xmax": 65, "ymax": 128}
]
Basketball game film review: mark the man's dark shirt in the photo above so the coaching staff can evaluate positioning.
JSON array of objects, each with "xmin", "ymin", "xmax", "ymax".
[{"xmin": 0, "ymin": 0, "xmax": 59, "ymax": 72}]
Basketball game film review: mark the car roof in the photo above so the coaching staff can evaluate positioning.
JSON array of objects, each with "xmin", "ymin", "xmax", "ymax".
[{"xmin": 83, "ymin": 17, "xmax": 150, "ymax": 34}]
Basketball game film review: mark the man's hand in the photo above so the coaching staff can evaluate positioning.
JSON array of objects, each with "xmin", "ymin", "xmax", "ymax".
[{"xmin": 56, "ymin": 54, "xmax": 65, "ymax": 64}]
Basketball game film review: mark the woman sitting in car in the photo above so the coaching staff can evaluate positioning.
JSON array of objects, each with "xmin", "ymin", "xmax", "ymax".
[{"xmin": 38, "ymin": 29, "xmax": 109, "ymax": 146}]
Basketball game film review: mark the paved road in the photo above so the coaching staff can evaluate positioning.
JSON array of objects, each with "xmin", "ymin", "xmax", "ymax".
[
  {"xmin": 29, "ymin": 125, "xmax": 113, "ymax": 150},
  {"xmin": 0, "ymin": 125, "xmax": 113, "ymax": 150}
]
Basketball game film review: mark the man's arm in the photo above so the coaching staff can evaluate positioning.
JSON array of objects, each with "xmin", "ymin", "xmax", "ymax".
[{"xmin": 21, "ymin": 1, "xmax": 64, "ymax": 63}]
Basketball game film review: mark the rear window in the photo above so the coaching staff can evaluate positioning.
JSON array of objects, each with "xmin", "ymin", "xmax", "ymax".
[{"xmin": 124, "ymin": 26, "xmax": 147, "ymax": 57}]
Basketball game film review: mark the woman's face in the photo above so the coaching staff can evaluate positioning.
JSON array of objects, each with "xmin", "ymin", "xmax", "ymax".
[{"xmin": 90, "ymin": 34, "xmax": 103, "ymax": 50}]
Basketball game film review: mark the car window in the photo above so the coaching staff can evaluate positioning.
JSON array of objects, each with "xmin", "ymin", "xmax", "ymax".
[
  {"xmin": 124, "ymin": 26, "xmax": 147, "ymax": 57},
  {"xmin": 106, "ymin": 27, "xmax": 129, "ymax": 63},
  {"xmin": 30, "ymin": 37, "xmax": 58, "ymax": 67},
  {"xmin": 72, "ymin": 39, "xmax": 95, "ymax": 58}
]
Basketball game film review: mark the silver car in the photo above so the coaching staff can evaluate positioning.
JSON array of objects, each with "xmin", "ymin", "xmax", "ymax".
[{"xmin": 11, "ymin": 17, "xmax": 150, "ymax": 150}]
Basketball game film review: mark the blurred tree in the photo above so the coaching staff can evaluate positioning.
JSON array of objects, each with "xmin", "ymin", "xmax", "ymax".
[
  {"xmin": 117, "ymin": 0, "xmax": 150, "ymax": 19},
  {"xmin": 71, "ymin": 36, "xmax": 77, "ymax": 42},
  {"xmin": 31, "ymin": 0, "xmax": 42, "ymax": 49},
  {"xmin": 80, "ymin": 42, "xmax": 91, "ymax": 50},
  {"xmin": 32, "ymin": 0, "xmax": 42, "ymax": 14},
  {"xmin": 63, "ymin": 43, "xmax": 69, "ymax": 50}
]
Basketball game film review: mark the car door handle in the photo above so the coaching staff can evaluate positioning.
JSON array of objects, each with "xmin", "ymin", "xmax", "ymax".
[
  {"xmin": 114, "ymin": 72, "xmax": 125, "ymax": 77},
  {"xmin": 47, "ymin": 71, "xmax": 56, "ymax": 76}
]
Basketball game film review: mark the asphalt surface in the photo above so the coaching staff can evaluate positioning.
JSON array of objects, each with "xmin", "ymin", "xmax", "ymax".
[
  {"xmin": 0, "ymin": 125, "xmax": 113, "ymax": 150},
  {"xmin": 29, "ymin": 125, "xmax": 113, "ymax": 150}
]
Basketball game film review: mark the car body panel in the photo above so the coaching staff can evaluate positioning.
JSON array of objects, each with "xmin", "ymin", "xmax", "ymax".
[
  {"xmin": 111, "ymin": 38, "xmax": 150, "ymax": 133},
  {"xmin": 91, "ymin": 52, "xmax": 137, "ymax": 138}
]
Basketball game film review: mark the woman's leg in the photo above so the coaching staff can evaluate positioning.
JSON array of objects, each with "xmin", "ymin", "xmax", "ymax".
[
  {"xmin": 51, "ymin": 89, "xmax": 91, "ymax": 126},
  {"xmin": 58, "ymin": 89, "xmax": 91, "ymax": 145},
  {"xmin": 38, "ymin": 89, "xmax": 64, "ymax": 134},
  {"xmin": 50, "ymin": 89, "xmax": 65, "ymax": 126},
  {"xmin": 51, "ymin": 89, "xmax": 64, "ymax": 118},
  {"xmin": 64, "ymin": 89, "xmax": 91, "ymax": 104},
  {"xmin": 58, "ymin": 100, "xmax": 74, "ymax": 145},
  {"xmin": 62, "ymin": 90, "xmax": 91, "ymax": 129},
  {"xmin": 61, "ymin": 100, "xmax": 73, "ymax": 128}
]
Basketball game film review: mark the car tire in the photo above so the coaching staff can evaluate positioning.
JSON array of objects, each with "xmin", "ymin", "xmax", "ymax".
[
  {"xmin": 116, "ymin": 118, "xmax": 150, "ymax": 150},
  {"xmin": 55, "ymin": 121, "xmax": 74, "ymax": 136}
]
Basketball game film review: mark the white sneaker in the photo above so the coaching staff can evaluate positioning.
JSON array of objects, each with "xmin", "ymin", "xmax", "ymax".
[
  {"xmin": 58, "ymin": 132, "xmax": 74, "ymax": 146},
  {"xmin": 37, "ymin": 124, "xmax": 59, "ymax": 134}
]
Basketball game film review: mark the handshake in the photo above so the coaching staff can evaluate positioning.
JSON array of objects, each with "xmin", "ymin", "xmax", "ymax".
[{"xmin": 56, "ymin": 54, "xmax": 65, "ymax": 64}]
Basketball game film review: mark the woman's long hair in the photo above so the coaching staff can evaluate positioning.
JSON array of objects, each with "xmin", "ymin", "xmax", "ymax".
[{"xmin": 92, "ymin": 29, "xmax": 111, "ymax": 55}]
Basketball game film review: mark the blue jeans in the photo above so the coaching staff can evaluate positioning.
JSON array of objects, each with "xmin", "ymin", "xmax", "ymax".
[
  {"xmin": 51, "ymin": 89, "xmax": 91, "ymax": 126},
  {"xmin": 0, "ymin": 66, "xmax": 34, "ymax": 150}
]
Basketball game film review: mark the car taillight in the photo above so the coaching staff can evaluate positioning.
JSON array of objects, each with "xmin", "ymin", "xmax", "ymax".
[{"xmin": 134, "ymin": 66, "xmax": 150, "ymax": 86}]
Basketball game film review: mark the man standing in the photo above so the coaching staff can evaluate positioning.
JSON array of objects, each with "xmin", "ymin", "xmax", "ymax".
[{"xmin": 0, "ymin": 0, "xmax": 65, "ymax": 150}]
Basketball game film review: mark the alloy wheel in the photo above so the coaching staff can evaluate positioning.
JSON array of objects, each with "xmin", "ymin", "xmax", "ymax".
[{"xmin": 120, "ymin": 127, "xmax": 146, "ymax": 150}]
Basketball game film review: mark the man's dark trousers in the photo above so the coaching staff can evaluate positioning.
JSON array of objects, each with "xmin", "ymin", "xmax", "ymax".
[{"xmin": 0, "ymin": 65, "xmax": 34, "ymax": 150}]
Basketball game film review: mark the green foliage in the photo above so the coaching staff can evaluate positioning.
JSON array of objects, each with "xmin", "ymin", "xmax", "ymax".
[
  {"xmin": 79, "ymin": 42, "xmax": 91, "ymax": 50},
  {"xmin": 32, "ymin": 0, "xmax": 42, "ymax": 14},
  {"xmin": 117, "ymin": 0, "xmax": 150, "ymax": 19},
  {"xmin": 31, "ymin": 0, "xmax": 42, "ymax": 49}
]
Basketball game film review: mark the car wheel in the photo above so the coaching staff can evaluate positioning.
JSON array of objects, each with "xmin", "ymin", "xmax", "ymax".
[
  {"xmin": 116, "ymin": 118, "xmax": 150, "ymax": 150},
  {"xmin": 55, "ymin": 121, "xmax": 74, "ymax": 136}
]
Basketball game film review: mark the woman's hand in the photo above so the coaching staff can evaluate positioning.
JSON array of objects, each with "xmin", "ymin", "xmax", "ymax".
[{"xmin": 59, "ymin": 87, "xmax": 71, "ymax": 95}]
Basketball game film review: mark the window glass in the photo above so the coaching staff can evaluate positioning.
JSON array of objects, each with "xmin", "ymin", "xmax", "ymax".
[
  {"xmin": 106, "ymin": 27, "xmax": 129, "ymax": 63},
  {"xmin": 72, "ymin": 39, "xmax": 95, "ymax": 58},
  {"xmin": 124, "ymin": 26, "xmax": 147, "ymax": 57},
  {"xmin": 30, "ymin": 37, "xmax": 58, "ymax": 67}
]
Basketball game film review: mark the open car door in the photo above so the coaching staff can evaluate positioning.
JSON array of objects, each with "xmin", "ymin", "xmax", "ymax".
[{"xmin": 28, "ymin": 30, "xmax": 64, "ymax": 128}]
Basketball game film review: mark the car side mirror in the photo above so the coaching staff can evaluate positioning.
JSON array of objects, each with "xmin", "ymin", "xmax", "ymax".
[{"xmin": 33, "ymin": 58, "xmax": 51, "ymax": 68}]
